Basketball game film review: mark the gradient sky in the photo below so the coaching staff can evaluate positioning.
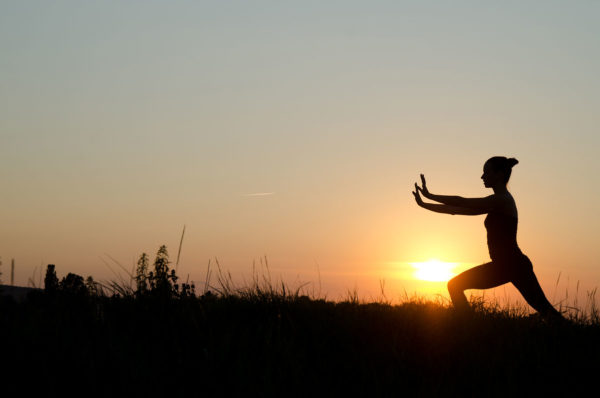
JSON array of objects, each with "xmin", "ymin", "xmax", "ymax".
[{"xmin": 1, "ymin": 1, "xmax": 599, "ymax": 307}]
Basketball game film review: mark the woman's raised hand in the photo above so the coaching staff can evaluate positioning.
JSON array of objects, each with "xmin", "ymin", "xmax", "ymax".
[
  {"xmin": 416, "ymin": 174, "xmax": 432, "ymax": 198},
  {"xmin": 412, "ymin": 183, "xmax": 424, "ymax": 207}
]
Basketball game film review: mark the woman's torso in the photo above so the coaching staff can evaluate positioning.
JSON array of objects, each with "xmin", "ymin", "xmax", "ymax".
[{"xmin": 485, "ymin": 192, "xmax": 524, "ymax": 261}]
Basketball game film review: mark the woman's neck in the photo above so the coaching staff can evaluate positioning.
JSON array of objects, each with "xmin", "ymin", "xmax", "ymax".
[{"xmin": 492, "ymin": 185, "xmax": 508, "ymax": 195}]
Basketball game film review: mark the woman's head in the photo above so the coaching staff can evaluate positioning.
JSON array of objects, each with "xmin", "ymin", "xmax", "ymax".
[{"xmin": 482, "ymin": 156, "xmax": 519, "ymax": 188}]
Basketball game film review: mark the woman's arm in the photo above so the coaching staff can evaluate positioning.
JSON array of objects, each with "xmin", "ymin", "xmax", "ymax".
[
  {"xmin": 412, "ymin": 185, "xmax": 487, "ymax": 215},
  {"xmin": 417, "ymin": 174, "xmax": 499, "ymax": 211},
  {"xmin": 427, "ymin": 193, "xmax": 498, "ymax": 210},
  {"xmin": 422, "ymin": 202, "xmax": 488, "ymax": 215}
]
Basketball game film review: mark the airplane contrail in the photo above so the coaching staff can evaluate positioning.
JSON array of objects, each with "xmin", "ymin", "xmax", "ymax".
[{"xmin": 243, "ymin": 192, "xmax": 275, "ymax": 197}]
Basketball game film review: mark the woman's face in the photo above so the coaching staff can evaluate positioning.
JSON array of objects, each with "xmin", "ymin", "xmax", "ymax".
[{"xmin": 481, "ymin": 163, "xmax": 503, "ymax": 188}]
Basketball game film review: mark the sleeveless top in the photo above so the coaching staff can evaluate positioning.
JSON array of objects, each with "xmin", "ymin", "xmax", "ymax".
[{"xmin": 484, "ymin": 212, "xmax": 524, "ymax": 262}]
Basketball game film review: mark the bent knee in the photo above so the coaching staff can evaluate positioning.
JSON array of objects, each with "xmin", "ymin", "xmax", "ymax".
[{"xmin": 447, "ymin": 277, "xmax": 462, "ymax": 293}]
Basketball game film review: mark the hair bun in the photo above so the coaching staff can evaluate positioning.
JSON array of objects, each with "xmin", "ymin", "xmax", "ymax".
[{"xmin": 507, "ymin": 158, "xmax": 519, "ymax": 168}]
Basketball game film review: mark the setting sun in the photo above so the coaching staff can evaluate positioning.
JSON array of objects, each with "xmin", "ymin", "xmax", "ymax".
[{"xmin": 411, "ymin": 260, "xmax": 458, "ymax": 282}]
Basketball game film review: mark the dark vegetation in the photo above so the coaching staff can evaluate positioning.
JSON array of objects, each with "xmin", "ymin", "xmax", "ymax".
[{"xmin": 1, "ymin": 246, "xmax": 599, "ymax": 397}]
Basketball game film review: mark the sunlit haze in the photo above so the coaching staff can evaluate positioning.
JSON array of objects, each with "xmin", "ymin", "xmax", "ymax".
[
  {"xmin": 412, "ymin": 260, "xmax": 457, "ymax": 282},
  {"xmin": 1, "ymin": 1, "xmax": 599, "ymax": 307}
]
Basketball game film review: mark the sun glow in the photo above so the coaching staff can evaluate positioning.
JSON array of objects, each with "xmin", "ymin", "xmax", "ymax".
[{"xmin": 411, "ymin": 260, "xmax": 458, "ymax": 282}]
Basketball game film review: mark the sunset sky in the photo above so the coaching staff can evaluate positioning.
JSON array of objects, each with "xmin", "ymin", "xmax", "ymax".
[{"xmin": 1, "ymin": 1, "xmax": 599, "ymax": 306}]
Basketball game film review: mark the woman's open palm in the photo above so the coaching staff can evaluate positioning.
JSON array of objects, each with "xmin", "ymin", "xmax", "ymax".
[
  {"xmin": 412, "ymin": 183, "xmax": 424, "ymax": 206},
  {"xmin": 417, "ymin": 174, "xmax": 431, "ymax": 198}
]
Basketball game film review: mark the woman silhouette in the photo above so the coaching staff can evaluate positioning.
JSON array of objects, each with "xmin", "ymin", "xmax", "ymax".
[{"xmin": 412, "ymin": 156, "xmax": 561, "ymax": 317}]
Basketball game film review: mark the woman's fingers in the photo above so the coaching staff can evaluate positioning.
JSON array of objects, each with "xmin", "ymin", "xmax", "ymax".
[
  {"xmin": 412, "ymin": 190, "xmax": 422, "ymax": 205},
  {"xmin": 420, "ymin": 174, "xmax": 427, "ymax": 187}
]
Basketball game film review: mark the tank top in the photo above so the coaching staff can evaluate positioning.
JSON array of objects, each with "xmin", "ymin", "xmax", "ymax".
[{"xmin": 484, "ymin": 212, "xmax": 524, "ymax": 262}]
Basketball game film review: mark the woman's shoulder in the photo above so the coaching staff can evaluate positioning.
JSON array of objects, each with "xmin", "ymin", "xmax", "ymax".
[{"xmin": 491, "ymin": 192, "xmax": 518, "ymax": 218}]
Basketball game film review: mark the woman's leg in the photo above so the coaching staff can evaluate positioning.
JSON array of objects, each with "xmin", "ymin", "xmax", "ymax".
[
  {"xmin": 510, "ymin": 257, "xmax": 561, "ymax": 316},
  {"xmin": 447, "ymin": 262, "xmax": 511, "ymax": 311}
]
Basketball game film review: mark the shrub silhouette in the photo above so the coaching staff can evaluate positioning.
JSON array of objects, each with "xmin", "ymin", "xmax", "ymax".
[
  {"xmin": 60, "ymin": 273, "xmax": 88, "ymax": 296},
  {"xmin": 85, "ymin": 276, "xmax": 99, "ymax": 295},
  {"xmin": 135, "ymin": 252, "xmax": 150, "ymax": 296},
  {"xmin": 43, "ymin": 264, "xmax": 92, "ymax": 297},
  {"xmin": 41, "ymin": 245, "xmax": 194, "ymax": 300},
  {"xmin": 136, "ymin": 245, "xmax": 186, "ymax": 298},
  {"xmin": 44, "ymin": 264, "xmax": 59, "ymax": 293}
]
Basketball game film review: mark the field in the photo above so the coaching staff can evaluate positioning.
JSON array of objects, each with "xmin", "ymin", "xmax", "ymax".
[{"xmin": 1, "ymin": 250, "xmax": 599, "ymax": 397}]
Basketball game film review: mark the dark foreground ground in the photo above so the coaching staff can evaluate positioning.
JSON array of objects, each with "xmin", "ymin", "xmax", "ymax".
[{"xmin": 1, "ymin": 289, "xmax": 599, "ymax": 397}]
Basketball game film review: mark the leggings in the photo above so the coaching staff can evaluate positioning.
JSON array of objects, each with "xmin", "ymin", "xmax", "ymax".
[{"xmin": 447, "ymin": 255, "xmax": 560, "ymax": 315}]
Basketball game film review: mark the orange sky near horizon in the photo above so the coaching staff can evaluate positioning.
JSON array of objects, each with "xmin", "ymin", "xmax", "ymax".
[{"xmin": 1, "ymin": 2, "xmax": 599, "ymax": 310}]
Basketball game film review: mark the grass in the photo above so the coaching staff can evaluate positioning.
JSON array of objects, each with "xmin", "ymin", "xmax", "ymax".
[{"xmin": 2, "ymin": 247, "xmax": 599, "ymax": 396}]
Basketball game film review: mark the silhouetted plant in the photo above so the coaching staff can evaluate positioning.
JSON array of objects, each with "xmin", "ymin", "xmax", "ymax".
[
  {"xmin": 135, "ymin": 252, "xmax": 149, "ymax": 296},
  {"xmin": 85, "ymin": 276, "xmax": 100, "ymax": 296},
  {"xmin": 147, "ymin": 245, "xmax": 178, "ymax": 298},
  {"xmin": 42, "ymin": 265, "xmax": 92, "ymax": 297},
  {"xmin": 44, "ymin": 264, "xmax": 59, "ymax": 293},
  {"xmin": 130, "ymin": 245, "xmax": 193, "ymax": 298},
  {"xmin": 59, "ymin": 273, "xmax": 88, "ymax": 296},
  {"xmin": 178, "ymin": 282, "xmax": 196, "ymax": 298}
]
